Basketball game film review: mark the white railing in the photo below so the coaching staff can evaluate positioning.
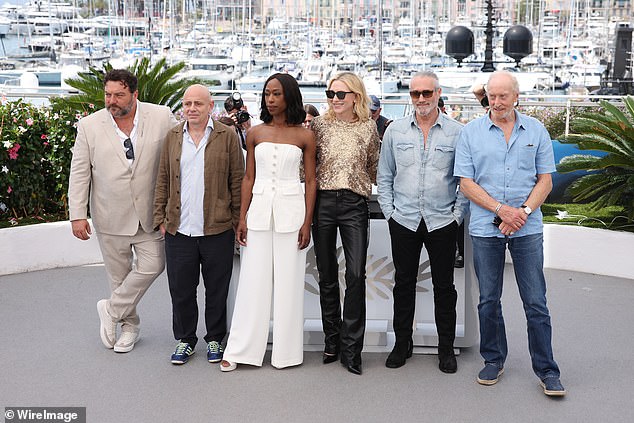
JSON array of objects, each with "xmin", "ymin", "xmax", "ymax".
[{"xmin": 2, "ymin": 84, "xmax": 629, "ymax": 132}]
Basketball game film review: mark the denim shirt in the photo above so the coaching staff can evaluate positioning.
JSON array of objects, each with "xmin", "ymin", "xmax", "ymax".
[
  {"xmin": 453, "ymin": 111, "xmax": 556, "ymax": 238},
  {"xmin": 377, "ymin": 111, "xmax": 468, "ymax": 232}
]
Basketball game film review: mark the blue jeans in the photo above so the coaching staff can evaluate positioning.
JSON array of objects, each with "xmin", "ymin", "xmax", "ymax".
[{"xmin": 471, "ymin": 233, "xmax": 560, "ymax": 380}]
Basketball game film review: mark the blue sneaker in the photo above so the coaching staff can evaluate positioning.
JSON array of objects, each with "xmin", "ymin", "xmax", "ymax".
[
  {"xmin": 207, "ymin": 341, "xmax": 224, "ymax": 363},
  {"xmin": 477, "ymin": 364, "xmax": 504, "ymax": 385},
  {"xmin": 171, "ymin": 342, "xmax": 194, "ymax": 365},
  {"xmin": 541, "ymin": 377, "xmax": 566, "ymax": 397}
]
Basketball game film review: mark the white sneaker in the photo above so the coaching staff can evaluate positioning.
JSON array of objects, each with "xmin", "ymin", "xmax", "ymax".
[
  {"xmin": 114, "ymin": 331, "xmax": 139, "ymax": 353},
  {"xmin": 97, "ymin": 300, "xmax": 117, "ymax": 349}
]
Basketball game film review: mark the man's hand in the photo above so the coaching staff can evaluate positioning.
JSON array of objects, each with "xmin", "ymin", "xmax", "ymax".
[
  {"xmin": 159, "ymin": 223, "xmax": 166, "ymax": 236},
  {"xmin": 497, "ymin": 205, "xmax": 528, "ymax": 234},
  {"xmin": 71, "ymin": 219, "xmax": 92, "ymax": 240}
]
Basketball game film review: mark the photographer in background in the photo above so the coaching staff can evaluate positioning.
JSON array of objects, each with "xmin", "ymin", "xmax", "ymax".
[
  {"xmin": 224, "ymin": 92, "xmax": 252, "ymax": 149},
  {"xmin": 471, "ymin": 83, "xmax": 489, "ymax": 109}
]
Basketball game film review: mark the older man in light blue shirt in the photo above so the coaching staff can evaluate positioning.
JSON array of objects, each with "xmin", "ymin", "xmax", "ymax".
[
  {"xmin": 377, "ymin": 71, "xmax": 467, "ymax": 373},
  {"xmin": 454, "ymin": 71, "xmax": 565, "ymax": 396}
]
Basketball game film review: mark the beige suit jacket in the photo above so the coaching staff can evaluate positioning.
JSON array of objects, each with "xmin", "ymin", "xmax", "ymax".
[{"xmin": 68, "ymin": 102, "xmax": 177, "ymax": 236}]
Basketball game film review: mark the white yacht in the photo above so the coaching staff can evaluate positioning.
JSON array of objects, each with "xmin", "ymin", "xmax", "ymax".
[
  {"xmin": 0, "ymin": 16, "xmax": 10, "ymax": 36},
  {"xmin": 30, "ymin": 16, "xmax": 69, "ymax": 35},
  {"xmin": 181, "ymin": 56, "xmax": 241, "ymax": 90},
  {"xmin": 296, "ymin": 59, "xmax": 337, "ymax": 87},
  {"xmin": 362, "ymin": 68, "xmax": 400, "ymax": 95}
]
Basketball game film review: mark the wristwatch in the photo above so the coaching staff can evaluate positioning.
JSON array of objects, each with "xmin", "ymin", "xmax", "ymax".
[{"xmin": 521, "ymin": 204, "xmax": 532, "ymax": 215}]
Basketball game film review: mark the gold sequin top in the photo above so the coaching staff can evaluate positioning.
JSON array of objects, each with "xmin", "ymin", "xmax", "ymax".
[{"xmin": 312, "ymin": 115, "xmax": 380, "ymax": 198}]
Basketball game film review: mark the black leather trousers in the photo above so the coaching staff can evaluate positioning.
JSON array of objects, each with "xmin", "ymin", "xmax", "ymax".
[{"xmin": 312, "ymin": 190, "xmax": 369, "ymax": 365}]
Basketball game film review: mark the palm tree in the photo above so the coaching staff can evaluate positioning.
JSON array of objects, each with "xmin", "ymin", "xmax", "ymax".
[
  {"xmin": 53, "ymin": 57, "xmax": 210, "ymax": 112},
  {"xmin": 557, "ymin": 96, "xmax": 634, "ymax": 221}
]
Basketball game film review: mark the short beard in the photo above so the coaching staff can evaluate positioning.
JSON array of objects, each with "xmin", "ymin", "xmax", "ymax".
[
  {"xmin": 415, "ymin": 104, "xmax": 435, "ymax": 118},
  {"xmin": 107, "ymin": 103, "xmax": 133, "ymax": 118},
  {"xmin": 492, "ymin": 108, "xmax": 514, "ymax": 121}
]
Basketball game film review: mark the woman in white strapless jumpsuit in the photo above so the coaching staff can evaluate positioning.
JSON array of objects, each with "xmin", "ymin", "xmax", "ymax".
[{"xmin": 221, "ymin": 73, "xmax": 316, "ymax": 371}]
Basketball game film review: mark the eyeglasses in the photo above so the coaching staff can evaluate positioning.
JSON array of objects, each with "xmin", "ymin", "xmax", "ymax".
[
  {"xmin": 409, "ymin": 90, "xmax": 436, "ymax": 99},
  {"xmin": 325, "ymin": 90, "xmax": 354, "ymax": 100},
  {"xmin": 124, "ymin": 138, "xmax": 134, "ymax": 160}
]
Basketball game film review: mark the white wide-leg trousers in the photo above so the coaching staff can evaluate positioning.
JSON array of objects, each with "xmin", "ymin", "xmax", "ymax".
[{"xmin": 224, "ymin": 229, "xmax": 306, "ymax": 368}]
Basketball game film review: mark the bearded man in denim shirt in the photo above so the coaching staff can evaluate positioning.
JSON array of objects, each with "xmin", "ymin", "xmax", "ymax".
[
  {"xmin": 377, "ymin": 71, "xmax": 467, "ymax": 373},
  {"xmin": 454, "ymin": 71, "xmax": 565, "ymax": 396}
]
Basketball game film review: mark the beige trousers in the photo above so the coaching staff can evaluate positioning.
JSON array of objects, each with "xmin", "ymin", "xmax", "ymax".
[
  {"xmin": 223, "ymin": 229, "xmax": 306, "ymax": 368},
  {"xmin": 96, "ymin": 226, "xmax": 165, "ymax": 333}
]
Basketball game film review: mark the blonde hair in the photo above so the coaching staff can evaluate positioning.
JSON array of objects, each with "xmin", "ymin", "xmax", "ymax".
[{"xmin": 324, "ymin": 72, "xmax": 371, "ymax": 121}]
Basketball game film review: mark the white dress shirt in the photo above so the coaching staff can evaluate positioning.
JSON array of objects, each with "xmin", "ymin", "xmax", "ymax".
[{"xmin": 177, "ymin": 117, "xmax": 214, "ymax": 237}]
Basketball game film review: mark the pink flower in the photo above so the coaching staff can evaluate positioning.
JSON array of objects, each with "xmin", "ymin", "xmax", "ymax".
[
  {"xmin": 26, "ymin": 118, "xmax": 34, "ymax": 126},
  {"xmin": 10, "ymin": 143, "xmax": 21, "ymax": 156},
  {"xmin": 41, "ymin": 134, "xmax": 48, "ymax": 140},
  {"xmin": 89, "ymin": 103, "xmax": 95, "ymax": 109},
  {"xmin": 13, "ymin": 117, "xmax": 17, "ymax": 123},
  {"xmin": 43, "ymin": 142, "xmax": 49, "ymax": 146},
  {"xmin": 7, "ymin": 186, "xmax": 12, "ymax": 194},
  {"xmin": 8, "ymin": 143, "xmax": 20, "ymax": 160}
]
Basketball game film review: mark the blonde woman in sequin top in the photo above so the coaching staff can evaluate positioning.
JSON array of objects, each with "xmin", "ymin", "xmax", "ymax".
[{"xmin": 310, "ymin": 72, "xmax": 380, "ymax": 375}]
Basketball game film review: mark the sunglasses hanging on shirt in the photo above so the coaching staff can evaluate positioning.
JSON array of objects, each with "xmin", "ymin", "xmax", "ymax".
[{"xmin": 124, "ymin": 138, "xmax": 134, "ymax": 160}]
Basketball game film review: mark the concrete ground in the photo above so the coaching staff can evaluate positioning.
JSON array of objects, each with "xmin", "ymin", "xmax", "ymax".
[{"xmin": 1, "ymin": 264, "xmax": 633, "ymax": 423}]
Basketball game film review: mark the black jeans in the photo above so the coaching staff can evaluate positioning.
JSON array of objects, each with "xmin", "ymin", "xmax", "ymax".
[
  {"xmin": 388, "ymin": 218, "xmax": 458, "ymax": 349},
  {"xmin": 312, "ymin": 190, "xmax": 369, "ymax": 364},
  {"xmin": 165, "ymin": 229, "xmax": 234, "ymax": 346}
]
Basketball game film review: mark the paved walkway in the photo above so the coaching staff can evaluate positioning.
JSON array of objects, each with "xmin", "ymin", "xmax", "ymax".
[{"xmin": 1, "ymin": 264, "xmax": 633, "ymax": 423}]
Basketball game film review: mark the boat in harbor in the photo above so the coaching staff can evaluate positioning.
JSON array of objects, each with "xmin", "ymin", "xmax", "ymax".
[
  {"xmin": 296, "ymin": 59, "xmax": 337, "ymax": 87},
  {"xmin": 0, "ymin": 16, "xmax": 10, "ymax": 36},
  {"xmin": 0, "ymin": 0, "xmax": 629, "ymax": 100},
  {"xmin": 180, "ymin": 55, "xmax": 240, "ymax": 90}
]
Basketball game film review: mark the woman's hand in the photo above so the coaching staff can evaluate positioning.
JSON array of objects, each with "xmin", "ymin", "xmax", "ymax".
[
  {"xmin": 297, "ymin": 222, "xmax": 312, "ymax": 250},
  {"xmin": 236, "ymin": 220, "xmax": 248, "ymax": 246}
]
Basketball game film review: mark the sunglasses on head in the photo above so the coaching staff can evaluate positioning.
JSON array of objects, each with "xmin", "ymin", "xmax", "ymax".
[
  {"xmin": 325, "ymin": 90, "xmax": 354, "ymax": 100},
  {"xmin": 124, "ymin": 138, "xmax": 134, "ymax": 160},
  {"xmin": 409, "ymin": 89, "xmax": 436, "ymax": 99}
]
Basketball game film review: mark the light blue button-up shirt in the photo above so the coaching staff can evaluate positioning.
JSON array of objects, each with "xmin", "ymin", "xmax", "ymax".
[
  {"xmin": 177, "ymin": 117, "xmax": 213, "ymax": 237},
  {"xmin": 453, "ymin": 110, "xmax": 556, "ymax": 238},
  {"xmin": 377, "ymin": 111, "xmax": 468, "ymax": 232}
]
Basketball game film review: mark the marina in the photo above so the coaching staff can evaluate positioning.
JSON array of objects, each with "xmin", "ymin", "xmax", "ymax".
[{"xmin": 0, "ymin": 0, "xmax": 632, "ymax": 102}]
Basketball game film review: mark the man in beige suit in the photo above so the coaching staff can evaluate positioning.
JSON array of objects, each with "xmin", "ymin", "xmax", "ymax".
[{"xmin": 68, "ymin": 69, "xmax": 177, "ymax": 353}]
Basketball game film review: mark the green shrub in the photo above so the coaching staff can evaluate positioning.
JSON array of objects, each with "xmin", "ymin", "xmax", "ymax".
[{"xmin": 0, "ymin": 99, "xmax": 83, "ymax": 224}]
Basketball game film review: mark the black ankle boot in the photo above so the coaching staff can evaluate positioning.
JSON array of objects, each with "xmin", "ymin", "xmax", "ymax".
[
  {"xmin": 438, "ymin": 347, "xmax": 457, "ymax": 374},
  {"xmin": 323, "ymin": 344, "xmax": 339, "ymax": 364},
  {"xmin": 385, "ymin": 339, "xmax": 413, "ymax": 368},
  {"xmin": 340, "ymin": 354, "xmax": 362, "ymax": 375},
  {"xmin": 323, "ymin": 351, "xmax": 339, "ymax": 364}
]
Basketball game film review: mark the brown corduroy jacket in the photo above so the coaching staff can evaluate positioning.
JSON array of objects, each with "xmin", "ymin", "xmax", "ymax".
[{"xmin": 153, "ymin": 119, "xmax": 244, "ymax": 235}]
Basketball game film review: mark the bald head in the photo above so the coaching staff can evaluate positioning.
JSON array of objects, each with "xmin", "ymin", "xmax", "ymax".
[
  {"xmin": 183, "ymin": 84, "xmax": 214, "ymax": 128},
  {"xmin": 184, "ymin": 84, "xmax": 212, "ymax": 100}
]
